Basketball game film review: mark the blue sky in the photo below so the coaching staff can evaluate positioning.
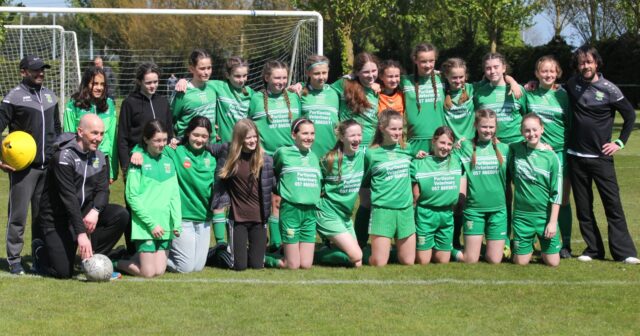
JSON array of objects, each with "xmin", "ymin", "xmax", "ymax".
[{"xmin": 17, "ymin": 0, "xmax": 582, "ymax": 46}]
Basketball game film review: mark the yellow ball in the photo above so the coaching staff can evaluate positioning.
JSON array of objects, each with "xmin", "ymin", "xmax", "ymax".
[{"xmin": 1, "ymin": 131, "xmax": 37, "ymax": 171}]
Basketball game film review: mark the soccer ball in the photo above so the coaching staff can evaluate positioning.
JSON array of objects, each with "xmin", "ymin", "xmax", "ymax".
[
  {"xmin": 82, "ymin": 254, "xmax": 113, "ymax": 282},
  {"xmin": 1, "ymin": 131, "xmax": 36, "ymax": 171}
]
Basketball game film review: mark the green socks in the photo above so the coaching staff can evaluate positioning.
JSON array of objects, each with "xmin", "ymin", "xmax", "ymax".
[
  {"xmin": 558, "ymin": 204, "xmax": 573, "ymax": 249},
  {"xmin": 264, "ymin": 253, "xmax": 283, "ymax": 268},
  {"xmin": 314, "ymin": 246, "xmax": 352, "ymax": 266},
  {"xmin": 212, "ymin": 212, "xmax": 227, "ymax": 243},
  {"xmin": 354, "ymin": 206, "xmax": 370, "ymax": 248},
  {"xmin": 267, "ymin": 216, "xmax": 281, "ymax": 249}
]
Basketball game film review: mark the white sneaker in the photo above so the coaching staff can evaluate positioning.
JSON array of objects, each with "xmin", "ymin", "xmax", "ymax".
[
  {"xmin": 622, "ymin": 257, "xmax": 640, "ymax": 264},
  {"xmin": 577, "ymin": 255, "xmax": 593, "ymax": 262}
]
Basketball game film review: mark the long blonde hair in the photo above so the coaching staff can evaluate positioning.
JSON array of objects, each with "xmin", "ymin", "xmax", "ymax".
[
  {"xmin": 370, "ymin": 108, "xmax": 406, "ymax": 149},
  {"xmin": 219, "ymin": 119, "xmax": 265, "ymax": 179}
]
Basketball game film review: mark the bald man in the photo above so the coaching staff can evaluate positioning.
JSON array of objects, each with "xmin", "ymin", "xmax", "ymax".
[{"xmin": 32, "ymin": 114, "xmax": 128, "ymax": 278}]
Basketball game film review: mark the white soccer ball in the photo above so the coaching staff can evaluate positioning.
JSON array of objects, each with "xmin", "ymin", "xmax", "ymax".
[{"xmin": 82, "ymin": 254, "xmax": 113, "ymax": 282}]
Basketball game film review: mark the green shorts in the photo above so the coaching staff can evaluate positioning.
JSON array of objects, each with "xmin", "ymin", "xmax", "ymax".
[
  {"xmin": 512, "ymin": 213, "xmax": 561, "ymax": 255},
  {"xmin": 315, "ymin": 209, "xmax": 355, "ymax": 238},
  {"xmin": 280, "ymin": 200, "xmax": 317, "ymax": 244},
  {"xmin": 409, "ymin": 138, "xmax": 431, "ymax": 153},
  {"xmin": 415, "ymin": 206, "xmax": 454, "ymax": 251},
  {"xmin": 369, "ymin": 206, "xmax": 415, "ymax": 240},
  {"xmin": 462, "ymin": 208, "xmax": 507, "ymax": 240},
  {"xmin": 134, "ymin": 239, "xmax": 170, "ymax": 253}
]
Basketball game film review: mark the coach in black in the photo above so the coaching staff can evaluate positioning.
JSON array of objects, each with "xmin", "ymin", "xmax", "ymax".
[
  {"xmin": 566, "ymin": 45, "xmax": 639, "ymax": 264},
  {"xmin": 32, "ymin": 114, "xmax": 128, "ymax": 278},
  {"xmin": 0, "ymin": 55, "xmax": 61, "ymax": 275}
]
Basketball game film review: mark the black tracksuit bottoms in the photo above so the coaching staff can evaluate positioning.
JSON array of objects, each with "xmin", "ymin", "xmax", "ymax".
[
  {"xmin": 39, "ymin": 204, "xmax": 128, "ymax": 278},
  {"xmin": 229, "ymin": 221, "xmax": 267, "ymax": 271},
  {"xmin": 568, "ymin": 154, "xmax": 637, "ymax": 260}
]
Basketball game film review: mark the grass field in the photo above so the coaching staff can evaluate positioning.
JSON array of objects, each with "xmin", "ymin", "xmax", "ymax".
[{"xmin": 0, "ymin": 119, "xmax": 639, "ymax": 335}]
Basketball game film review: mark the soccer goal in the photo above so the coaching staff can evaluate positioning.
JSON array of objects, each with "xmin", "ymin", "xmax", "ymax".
[
  {"xmin": 1, "ymin": 7, "xmax": 323, "ymax": 99},
  {"xmin": 0, "ymin": 24, "xmax": 81, "ymax": 116}
]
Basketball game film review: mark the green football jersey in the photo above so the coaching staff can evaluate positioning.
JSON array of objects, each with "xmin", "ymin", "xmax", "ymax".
[
  {"xmin": 444, "ymin": 83, "xmax": 476, "ymax": 142},
  {"xmin": 211, "ymin": 80, "xmax": 254, "ymax": 143},
  {"xmin": 400, "ymin": 74, "xmax": 446, "ymax": 141},
  {"xmin": 331, "ymin": 78, "xmax": 378, "ymax": 148},
  {"xmin": 164, "ymin": 144, "xmax": 216, "ymax": 221},
  {"xmin": 248, "ymin": 90, "xmax": 301, "ymax": 156},
  {"xmin": 473, "ymin": 83, "xmax": 527, "ymax": 144},
  {"xmin": 457, "ymin": 140, "xmax": 510, "ymax": 211},
  {"xmin": 525, "ymin": 86, "xmax": 570, "ymax": 152},
  {"xmin": 318, "ymin": 150, "xmax": 365, "ymax": 219},
  {"xmin": 301, "ymin": 84, "xmax": 340, "ymax": 158},
  {"xmin": 63, "ymin": 98, "xmax": 119, "ymax": 180},
  {"xmin": 274, "ymin": 145, "xmax": 322, "ymax": 205},
  {"xmin": 364, "ymin": 144, "xmax": 414, "ymax": 209},
  {"xmin": 171, "ymin": 81, "xmax": 217, "ymax": 139},
  {"xmin": 411, "ymin": 154, "xmax": 462, "ymax": 208},
  {"xmin": 509, "ymin": 142, "xmax": 562, "ymax": 214}
]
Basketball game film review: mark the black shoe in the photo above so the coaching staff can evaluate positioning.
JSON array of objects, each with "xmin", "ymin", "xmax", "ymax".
[
  {"xmin": 9, "ymin": 262, "xmax": 25, "ymax": 275},
  {"xmin": 30, "ymin": 238, "xmax": 46, "ymax": 275},
  {"xmin": 559, "ymin": 248, "xmax": 572, "ymax": 259}
]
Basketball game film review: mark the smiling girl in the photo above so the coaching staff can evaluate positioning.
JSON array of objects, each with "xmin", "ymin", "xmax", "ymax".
[
  {"xmin": 377, "ymin": 60, "xmax": 404, "ymax": 115},
  {"xmin": 509, "ymin": 114, "xmax": 562, "ymax": 266},
  {"xmin": 64, "ymin": 66, "xmax": 118, "ymax": 181},
  {"xmin": 273, "ymin": 118, "xmax": 321, "ymax": 269}
]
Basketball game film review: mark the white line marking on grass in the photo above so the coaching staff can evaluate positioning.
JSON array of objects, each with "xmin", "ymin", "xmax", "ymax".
[{"xmin": 118, "ymin": 278, "xmax": 640, "ymax": 286}]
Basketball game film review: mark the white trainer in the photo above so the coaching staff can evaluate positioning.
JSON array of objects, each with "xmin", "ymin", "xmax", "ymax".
[
  {"xmin": 577, "ymin": 255, "xmax": 593, "ymax": 262},
  {"xmin": 622, "ymin": 257, "xmax": 640, "ymax": 265}
]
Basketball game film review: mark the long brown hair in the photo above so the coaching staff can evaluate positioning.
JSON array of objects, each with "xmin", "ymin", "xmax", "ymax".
[
  {"xmin": 441, "ymin": 58, "xmax": 470, "ymax": 110},
  {"xmin": 261, "ymin": 60, "xmax": 292, "ymax": 123},
  {"xmin": 224, "ymin": 56, "xmax": 250, "ymax": 96},
  {"xmin": 343, "ymin": 52, "xmax": 379, "ymax": 114},
  {"xmin": 71, "ymin": 66, "xmax": 109, "ymax": 112},
  {"xmin": 219, "ymin": 119, "xmax": 265, "ymax": 179},
  {"xmin": 370, "ymin": 108, "xmax": 405, "ymax": 149},
  {"xmin": 411, "ymin": 43, "xmax": 439, "ymax": 111},
  {"xmin": 323, "ymin": 119, "xmax": 362, "ymax": 181},
  {"xmin": 471, "ymin": 109, "xmax": 503, "ymax": 168}
]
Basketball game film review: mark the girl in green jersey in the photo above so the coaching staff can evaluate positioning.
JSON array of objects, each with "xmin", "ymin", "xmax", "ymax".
[
  {"xmin": 411, "ymin": 126, "xmax": 463, "ymax": 264},
  {"xmin": 118, "ymin": 120, "xmax": 182, "ymax": 278},
  {"xmin": 366, "ymin": 109, "xmax": 417, "ymax": 266},
  {"xmin": 456, "ymin": 109, "xmax": 509, "ymax": 264},
  {"xmin": 64, "ymin": 66, "xmax": 119, "ymax": 182},
  {"xmin": 274, "ymin": 118, "xmax": 321, "ymax": 269},
  {"xmin": 249, "ymin": 60, "xmax": 301, "ymax": 252},
  {"xmin": 315, "ymin": 120, "xmax": 364, "ymax": 267},
  {"xmin": 473, "ymin": 53, "xmax": 527, "ymax": 145},
  {"xmin": 526, "ymin": 56, "xmax": 573, "ymax": 258},
  {"xmin": 509, "ymin": 114, "xmax": 561, "ymax": 266},
  {"xmin": 401, "ymin": 43, "xmax": 445, "ymax": 153},
  {"xmin": 331, "ymin": 52, "xmax": 380, "ymax": 249},
  {"xmin": 171, "ymin": 49, "xmax": 218, "ymax": 140},
  {"xmin": 441, "ymin": 58, "xmax": 475, "ymax": 144},
  {"xmin": 301, "ymin": 55, "xmax": 340, "ymax": 158}
]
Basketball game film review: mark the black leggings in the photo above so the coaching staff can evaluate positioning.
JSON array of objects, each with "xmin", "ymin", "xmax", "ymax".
[
  {"xmin": 39, "ymin": 204, "xmax": 128, "ymax": 278},
  {"xmin": 229, "ymin": 221, "xmax": 267, "ymax": 271}
]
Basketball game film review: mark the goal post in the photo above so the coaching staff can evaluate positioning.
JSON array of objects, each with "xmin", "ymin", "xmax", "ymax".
[
  {"xmin": 1, "ymin": 6, "xmax": 324, "ymax": 97},
  {"xmin": 0, "ymin": 24, "xmax": 81, "ymax": 118}
]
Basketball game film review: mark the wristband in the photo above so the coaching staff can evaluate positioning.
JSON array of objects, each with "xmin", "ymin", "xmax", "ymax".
[{"xmin": 615, "ymin": 139, "xmax": 625, "ymax": 149}]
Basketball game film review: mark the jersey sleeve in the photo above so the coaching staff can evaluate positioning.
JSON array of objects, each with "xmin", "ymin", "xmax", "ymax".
[
  {"xmin": 125, "ymin": 164, "xmax": 156, "ymax": 232},
  {"xmin": 362, "ymin": 149, "xmax": 373, "ymax": 188},
  {"xmin": 52, "ymin": 150, "xmax": 86, "ymax": 237},
  {"xmin": 548, "ymin": 153, "xmax": 562, "ymax": 205},
  {"xmin": 63, "ymin": 100, "xmax": 78, "ymax": 133},
  {"xmin": 106, "ymin": 99, "xmax": 119, "ymax": 180}
]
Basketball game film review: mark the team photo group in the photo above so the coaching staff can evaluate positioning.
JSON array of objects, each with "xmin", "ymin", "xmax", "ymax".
[{"xmin": 1, "ymin": 41, "xmax": 638, "ymax": 280}]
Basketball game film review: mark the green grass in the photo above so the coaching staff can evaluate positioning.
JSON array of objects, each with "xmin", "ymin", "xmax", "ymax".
[{"xmin": 0, "ymin": 116, "xmax": 639, "ymax": 335}]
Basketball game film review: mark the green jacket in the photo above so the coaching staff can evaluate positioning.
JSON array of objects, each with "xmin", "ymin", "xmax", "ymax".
[{"xmin": 125, "ymin": 148, "xmax": 182, "ymax": 240}]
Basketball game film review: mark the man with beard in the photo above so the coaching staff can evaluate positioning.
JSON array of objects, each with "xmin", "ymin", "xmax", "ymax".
[
  {"xmin": 566, "ymin": 45, "xmax": 639, "ymax": 264},
  {"xmin": 0, "ymin": 55, "xmax": 60, "ymax": 275}
]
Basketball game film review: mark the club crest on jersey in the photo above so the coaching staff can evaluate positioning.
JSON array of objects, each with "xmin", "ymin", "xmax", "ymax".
[
  {"xmin": 204, "ymin": 158, "xmax": 211, "ymax": 167},
  {"xmin": 164, "ymin": 163, "xmax": 172, "ymax": 173},
  {"xmin": 183, "ymin": 158, "xmax": 192, "ymax": 169},
  {"xmin": 45, "ymin": 94, "xmax": 53, "ymax": 103},
  {"xmin": 92, "ymin": 157, "xmax": 100, "ymax": 169},
  {"xmin": 594, "ymin": 90, "xmax": 604, "ymax": 101}
]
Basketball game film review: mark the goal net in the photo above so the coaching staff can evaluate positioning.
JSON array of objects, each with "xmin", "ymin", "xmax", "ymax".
[
  {"xmin": 1, "ymin": 8, "xmax": 322, "ymax": 102},
  {"xmin": 0, "ymin": 25, "xmax": 81, "ymax": 116}
]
